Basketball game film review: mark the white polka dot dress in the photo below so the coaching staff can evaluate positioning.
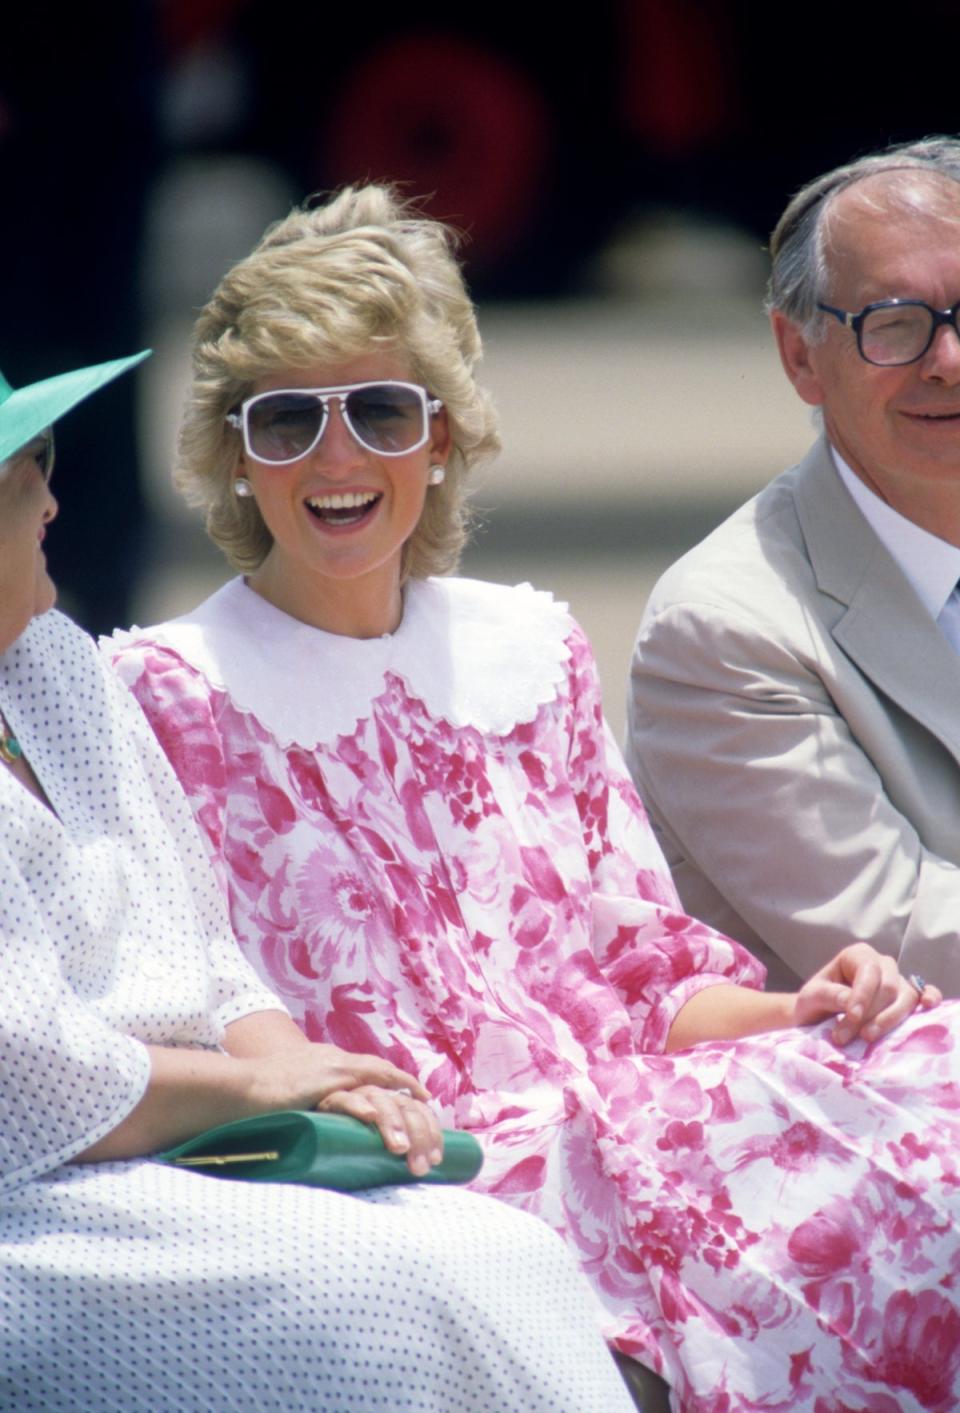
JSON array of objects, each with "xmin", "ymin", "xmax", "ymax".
[{"xmin": 0, "ymin": 612, "xmax": 631, "ymax": 1413}]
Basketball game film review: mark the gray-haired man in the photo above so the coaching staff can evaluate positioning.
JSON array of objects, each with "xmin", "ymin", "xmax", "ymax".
[{"xmin": 628, "ymin": 137, "xmax": 960, "ymax": 995}]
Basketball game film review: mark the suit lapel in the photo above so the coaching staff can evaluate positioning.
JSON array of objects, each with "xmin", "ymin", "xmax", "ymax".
[{"xmin": 794, "ymin": 438, "xmax": 960, "ymax": 762}]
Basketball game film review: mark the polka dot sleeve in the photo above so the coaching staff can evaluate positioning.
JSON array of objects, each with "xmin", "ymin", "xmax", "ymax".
[
  {"xmin": 0, "ymin": 860, "xmax": 151, "ymax": 1191},
  {"xmin": 0, "ymin": 611, "xmax": 285, "ymax": 1191},
  {"xmin": 102, "ymin": 653, "xmax": 287, "ymax": 1031}
]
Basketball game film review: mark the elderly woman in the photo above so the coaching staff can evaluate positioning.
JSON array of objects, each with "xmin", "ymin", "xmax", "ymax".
[
  {"xmin": 0, "ymin": 352, "xmax": 633, "ymax": 1412},
  {"xmin": 112, "ymin": 187, "xmax": 960, "ymax": 1412}
]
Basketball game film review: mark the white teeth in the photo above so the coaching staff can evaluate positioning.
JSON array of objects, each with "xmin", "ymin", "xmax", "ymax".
[{"xmin": 306, "ymin": 491, "xmax": 378, "ymax": 510}]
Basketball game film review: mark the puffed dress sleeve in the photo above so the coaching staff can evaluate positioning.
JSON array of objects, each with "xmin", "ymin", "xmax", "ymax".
[
  {"xmin": 106, "ymin": 642, "xmax": 285, "ymax": 1029},
  {"xmin": 562, "ymin": 621, "xmax": 766, "ymax": 1053},
  {"xmin": 0, "ymin": 856, "xmax": 151, "ymax": 1192},
  {"xmin": 109, "ymin": 640, "xmax": 230, "ymax": 888}
]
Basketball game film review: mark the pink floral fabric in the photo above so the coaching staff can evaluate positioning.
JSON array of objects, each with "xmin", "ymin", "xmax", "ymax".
[{"xmin": 113, "ymin": 595, "xmax": 960, "ymax": 1412}]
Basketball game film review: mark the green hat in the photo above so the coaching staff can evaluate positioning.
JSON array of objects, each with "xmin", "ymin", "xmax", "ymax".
[{"xmin": 0, "ymin": 349, "xmax": 151, "ymax": 464}]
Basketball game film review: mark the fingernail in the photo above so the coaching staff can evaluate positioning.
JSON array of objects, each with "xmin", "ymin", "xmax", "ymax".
[
  {"xmin": 410, "ymin": 1154, "xmax": 429, "ymax": 1176},
  {"xmin": 430, "ymin": 1147, "xmax": 443, "ymax": 1166},
  {"xmin": 833, "ymin": 1028, "xmax": 850, "ymax": 1046},
  {"xmin": 391, "ymin": 1128, "xmax": 410, "ymax": 1150}
]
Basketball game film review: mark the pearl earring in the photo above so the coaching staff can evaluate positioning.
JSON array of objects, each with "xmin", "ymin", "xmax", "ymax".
[
  {"xmin": 234, "ymin": 477, "xmax": 254, "ymax": 498},
  {"xmin": 428, "ymin": 465, "xmax": 446, "ymax": 486}
]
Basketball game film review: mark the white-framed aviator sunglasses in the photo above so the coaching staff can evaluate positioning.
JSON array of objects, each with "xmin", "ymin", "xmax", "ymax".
[{"xmin": 226, "ymin": 380, "xmax": 444, "ymax": 465}]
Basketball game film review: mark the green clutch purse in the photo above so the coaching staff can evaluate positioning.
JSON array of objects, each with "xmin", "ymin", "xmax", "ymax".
[{"xmin": 158, "ymin": 1110, "xmax": 484, "ymax": 1192}]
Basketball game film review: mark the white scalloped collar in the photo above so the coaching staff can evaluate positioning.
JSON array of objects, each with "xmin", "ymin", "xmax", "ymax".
[{"xmin": 113, "ymin": 576, "xmax": 573, "ymax": 748}]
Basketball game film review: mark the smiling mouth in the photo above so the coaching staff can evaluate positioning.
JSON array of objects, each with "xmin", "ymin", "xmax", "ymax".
[{"xmin": 305, "ymin": 491, "xmax": 381, "ymax": 526}]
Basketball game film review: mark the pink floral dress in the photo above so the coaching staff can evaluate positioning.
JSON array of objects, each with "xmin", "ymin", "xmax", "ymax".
[{"xmin": 111, "ymin": 576, "xmax": 960, "ymax": 1413}]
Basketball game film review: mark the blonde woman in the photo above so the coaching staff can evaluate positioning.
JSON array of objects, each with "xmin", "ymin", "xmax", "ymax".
[
  {"xmin": 0, "ymin": 351, "xmax": 632, "ymax": 1413},
  {"xmin": 112, "ymin": 186, "xmax": 958, "ymax": 1411}
]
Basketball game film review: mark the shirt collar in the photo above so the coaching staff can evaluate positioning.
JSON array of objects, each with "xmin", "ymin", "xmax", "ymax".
[
  {"xmin": 830, "ymin": 445, "xmax": 960, "ymax": 620},
  {"xmin": 108, "ymin": 576, "xmax": 574, "ymax": 748}
]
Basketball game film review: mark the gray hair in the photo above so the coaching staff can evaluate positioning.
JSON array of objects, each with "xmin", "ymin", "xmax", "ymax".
[{"xmin": 767, "ymin": 136, "xmax": 960, "ymax": 335}]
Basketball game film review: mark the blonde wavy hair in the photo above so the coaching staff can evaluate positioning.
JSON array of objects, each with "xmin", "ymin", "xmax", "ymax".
[{"xmin": 177, "ymin": 184, "xmax": 501, "ymax": 578}]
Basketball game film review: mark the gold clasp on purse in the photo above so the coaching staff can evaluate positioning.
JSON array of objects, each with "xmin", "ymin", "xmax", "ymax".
[{"xmin": 173, "ymin": 1150, "xmax": 280, "ymax": 1167}]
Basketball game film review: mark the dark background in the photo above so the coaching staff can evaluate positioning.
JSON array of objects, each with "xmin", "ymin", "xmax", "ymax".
[{"xmin": 4, "ymin": 0, "xmax": 960, "ymax": 633}]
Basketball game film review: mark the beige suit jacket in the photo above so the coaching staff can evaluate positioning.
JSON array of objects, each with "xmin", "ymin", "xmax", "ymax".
[{"xmin": 627, "ymin": 436, "xmax": 960, "ymax": 995}]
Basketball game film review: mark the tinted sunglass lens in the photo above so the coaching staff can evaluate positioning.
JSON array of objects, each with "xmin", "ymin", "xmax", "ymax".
[
  {"xmin": 247, "ymin": 393, "xmax": 324, "ymax": 462},
  {"xmin": 345, "ymin": 384, "xmax": 425, "ymax": 453},
  {"xmin": 38, "ymin": 429, "xmax": 54, "ymax": 481},
  {"xmin": 6, "ymin": 430, "xmax": 55, "ymax": 481}
]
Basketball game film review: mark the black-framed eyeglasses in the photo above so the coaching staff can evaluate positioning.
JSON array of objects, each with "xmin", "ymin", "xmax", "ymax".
[{"xmin": 817, "ymin": 298, "xmax": 960, "ymax": 367}]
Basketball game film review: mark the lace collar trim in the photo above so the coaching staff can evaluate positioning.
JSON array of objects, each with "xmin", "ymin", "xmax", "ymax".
[{"xmin": 112, "ymin": 576, "xmax": 573, "ymax": 747}]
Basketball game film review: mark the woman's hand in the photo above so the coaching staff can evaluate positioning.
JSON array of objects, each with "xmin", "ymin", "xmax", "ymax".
[
  {"xmin": 318, "ymin": 1083, "xmax": 443, "ymax": 1176},
  {"xmin": 222, "ymin": 1011, "xmax": 443, "ymax": 1173},
  {"xmin": 793, "ymin": 943, "xmax": 941, "ymax": 1046},
  {"xmin": 79, "ymin": 1015, "xmax": 444, "ymax": 1172},
  {"xmin": 243, "ymin": 1038, "xmax": 443, "ymax": 1176}
]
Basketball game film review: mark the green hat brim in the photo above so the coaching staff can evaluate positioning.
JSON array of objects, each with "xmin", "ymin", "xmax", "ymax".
[{"xmin": 0, "ymin": 349, "xmax": 151, "ymax": 464}]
